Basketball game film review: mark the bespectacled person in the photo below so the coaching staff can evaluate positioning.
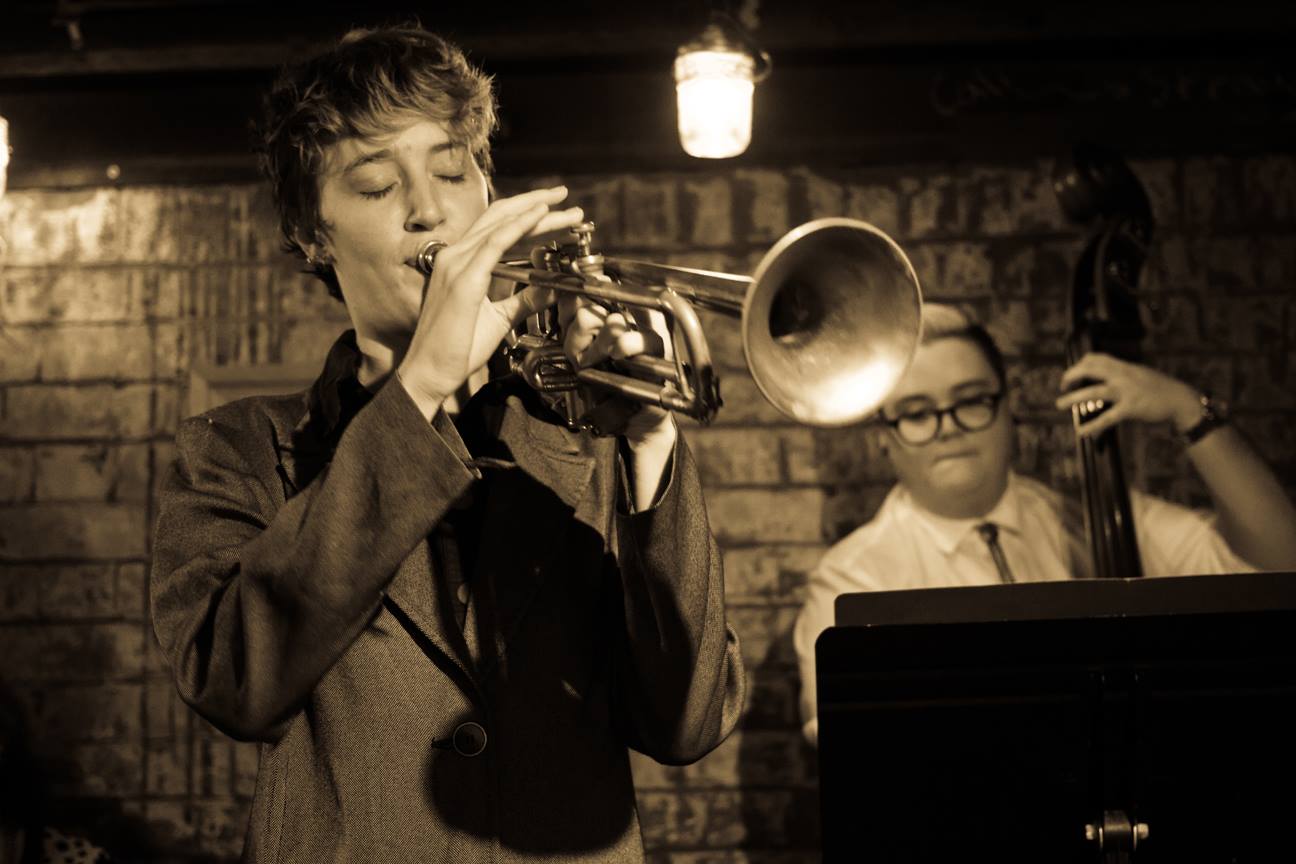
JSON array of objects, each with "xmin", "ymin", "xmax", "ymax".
[{"xmin": 794, "ymin": 303, "xmax": 1296, "ymax": 745}]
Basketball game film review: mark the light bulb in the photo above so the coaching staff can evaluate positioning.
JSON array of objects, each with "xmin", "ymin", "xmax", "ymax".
[{"xmin": 674, "ymin": 46, "xmax": 756, "ymax": 159}]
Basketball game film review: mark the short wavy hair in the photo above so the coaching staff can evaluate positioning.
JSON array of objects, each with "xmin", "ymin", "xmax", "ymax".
[
  {"xmin": 920, "ymin": 303, "xmax": 1007, "ymax": 389},
  {"xmin": 254, "ymin": 24, "xmax": 498, "ymax": 301}
]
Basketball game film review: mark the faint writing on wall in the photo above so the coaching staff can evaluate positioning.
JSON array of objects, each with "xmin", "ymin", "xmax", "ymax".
[{"xmin": 930, "ymin": 62, "xmax": 1296, "ymax": 117}]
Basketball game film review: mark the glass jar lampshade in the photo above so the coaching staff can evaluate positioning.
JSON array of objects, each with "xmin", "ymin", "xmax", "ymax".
[{"xmin": 673, "ymin": 22, "xmax": 769, "ymax": 159}]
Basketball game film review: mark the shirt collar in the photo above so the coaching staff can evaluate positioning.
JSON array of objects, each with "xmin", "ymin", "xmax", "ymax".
[
  {"xmin": 301, "ymin": 329, "xmax": 374, "ymax": 449},
  {"xmin": 902, "ymin": 471, "xmax": 1025, "ymax": 555}
]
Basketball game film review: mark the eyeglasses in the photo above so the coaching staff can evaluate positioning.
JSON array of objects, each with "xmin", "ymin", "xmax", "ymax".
[{"xmin": 878, "ymin": 392, "xmax": 1004, "ymax": 445}]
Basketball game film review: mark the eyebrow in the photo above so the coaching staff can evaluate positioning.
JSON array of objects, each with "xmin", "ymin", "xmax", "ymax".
[
  {"xmin": 950, "ymin": 378, "xmax": 999, "ymax": 395},
  {"xmin": 342, "ymin": 141, "xmax": 459, "ymax": 174},
  {"xmin": 891, "ymin": 378, "xmax": 999, "ymax": 409}
]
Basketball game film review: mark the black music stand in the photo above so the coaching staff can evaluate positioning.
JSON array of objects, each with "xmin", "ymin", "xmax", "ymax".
[{"xmin": 815, "ymin": 572, "xmax": 1296, "ymax": 862}]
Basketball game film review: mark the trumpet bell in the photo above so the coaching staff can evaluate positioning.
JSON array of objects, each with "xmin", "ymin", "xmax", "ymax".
[{"xmin": 744, "ymin": 218, "xmax": 923, "ymax": 426}]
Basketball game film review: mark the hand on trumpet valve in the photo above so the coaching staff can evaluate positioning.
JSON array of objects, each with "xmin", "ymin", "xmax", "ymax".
[{"xmin": 558, "ymin": 295, "xmax": 676, "ymax": 444}]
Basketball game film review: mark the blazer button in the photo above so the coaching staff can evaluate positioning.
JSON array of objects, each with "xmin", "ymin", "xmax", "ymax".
[{"xmin": 452, "ymin": 721, "xmax": 488, "ymax": 757}]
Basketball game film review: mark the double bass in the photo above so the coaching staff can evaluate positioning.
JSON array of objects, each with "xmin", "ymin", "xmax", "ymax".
[{"xmin": 1052, "ymin": 145, "xmax": 1154, "ymax": 581}]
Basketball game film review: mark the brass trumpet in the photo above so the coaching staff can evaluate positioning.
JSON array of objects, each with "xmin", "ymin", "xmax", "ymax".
[{"xmin": 414, "ymin": 218, "xmax": 923, "ymax": 430}]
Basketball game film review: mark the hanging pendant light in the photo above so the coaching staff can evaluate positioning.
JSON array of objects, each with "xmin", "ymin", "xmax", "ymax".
[{"xmin": 673, "ymin": 15, "xmax": 771, "ymax": 159}]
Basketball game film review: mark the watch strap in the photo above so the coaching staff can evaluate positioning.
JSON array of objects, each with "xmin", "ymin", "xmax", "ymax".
[{"xmin": 1182, "ymin": 393, "xmax": 1228, "ymax": 445}]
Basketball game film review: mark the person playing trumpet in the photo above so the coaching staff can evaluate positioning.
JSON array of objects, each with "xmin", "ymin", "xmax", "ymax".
[{"xmin": 149, "ymin": 24, "xmax": 744, "ymax": 863}]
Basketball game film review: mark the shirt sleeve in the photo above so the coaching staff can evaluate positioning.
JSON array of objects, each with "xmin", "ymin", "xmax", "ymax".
[
  {"xmin": 793, "ymin": 553, "xmax": 881, "ymax": 747},
  {"xmin": 1132, "ymin": 490, "xmax": 1257, "ymax": 578}
]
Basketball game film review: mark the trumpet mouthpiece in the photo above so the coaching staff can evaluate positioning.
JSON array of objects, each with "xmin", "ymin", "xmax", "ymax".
[{"xmin": 413, "ymin": 240, "xmax": 448, "ymax": 276}]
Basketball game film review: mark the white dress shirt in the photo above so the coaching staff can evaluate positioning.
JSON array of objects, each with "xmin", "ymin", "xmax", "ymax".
[{"xmin": 793, "ymin": 471, "xmax": 1256, "ymax": 743}]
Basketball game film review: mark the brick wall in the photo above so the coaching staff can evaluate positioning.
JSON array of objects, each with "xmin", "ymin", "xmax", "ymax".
[{"xmin": 1, "ymin": 156, "xmax": 1293, "ymax": 861}]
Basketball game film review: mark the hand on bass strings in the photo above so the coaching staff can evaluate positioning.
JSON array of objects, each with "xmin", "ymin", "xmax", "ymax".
[{"xmin": 1056, "ymin": 352, "xmax": 1203, "ymax": 438}]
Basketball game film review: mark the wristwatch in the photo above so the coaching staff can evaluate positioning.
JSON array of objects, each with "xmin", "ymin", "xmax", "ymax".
[{"xmin": 1181, "ymin": 392, "xmax": 1229, "ymax": 445}]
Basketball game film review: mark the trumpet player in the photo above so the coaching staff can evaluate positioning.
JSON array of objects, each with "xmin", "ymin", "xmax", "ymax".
[{"xmin": 149, "ymin": 24, "xmax": 744, "ymax": 863}]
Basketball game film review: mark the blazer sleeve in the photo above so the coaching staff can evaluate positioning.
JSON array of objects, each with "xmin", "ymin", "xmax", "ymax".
[
  {"xmin": 149, "ymin": 379, "xmax": 477, "ymax": 742},
  {"xmin": 607, "ymin": 434, "xmax": 746, "ymax": 765}
]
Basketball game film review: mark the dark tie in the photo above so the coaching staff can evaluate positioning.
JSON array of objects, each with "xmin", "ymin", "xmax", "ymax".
[{"xmin": 976, "ymin": 522, "xmax": 1017, "ymax": 584}]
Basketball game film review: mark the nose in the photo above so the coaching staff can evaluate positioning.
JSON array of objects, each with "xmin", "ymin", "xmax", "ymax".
[
  {"xmin": 404, "ymin": 177, "xmax": 445, "ymax": 233},
  {"xmin": 933, "ymin": 410, "xmax": 961, "ymax": 441}
]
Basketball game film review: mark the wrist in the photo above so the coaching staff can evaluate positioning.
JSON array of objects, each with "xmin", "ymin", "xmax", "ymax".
[
  {"xmin": 1178, "ymin": 391, "xmax": 1230, "ymax": 445},
  {"xmin": 1170, "ymin": 384, "xmax": 1208, "ymax": 434},
  {"xmin": 621, "ymin": 416, "xmax": 676, "ymax": 512},
  {"xmin": 395, "ymin": 367, "xmax": 449, "ymax": 423},
  {"xmin": 622, "ymin": 413, "xmax": 677, "ymax": 453}
]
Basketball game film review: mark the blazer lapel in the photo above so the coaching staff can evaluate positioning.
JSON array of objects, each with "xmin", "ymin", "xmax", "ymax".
[
  {"xmin": 462, "ymin": 396, "xmax": 597, "ymax": 678},
  {"xmin": 384, "ymin": 535, "xmax": 479, "ymax": 686},
  {"xmin": 380, "ymin": 409, "xmax": 482, "ymax": 683}
]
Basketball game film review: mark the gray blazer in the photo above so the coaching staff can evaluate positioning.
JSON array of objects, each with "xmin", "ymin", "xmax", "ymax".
[{"xmin": 150, "ymin": 333, "xmax": 745, "ymax": 862}]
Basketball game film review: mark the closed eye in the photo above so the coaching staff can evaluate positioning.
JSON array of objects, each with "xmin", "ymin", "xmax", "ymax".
[{"xmin": 360, "ymin": 184, "xmax": 397, "ymax": 200}]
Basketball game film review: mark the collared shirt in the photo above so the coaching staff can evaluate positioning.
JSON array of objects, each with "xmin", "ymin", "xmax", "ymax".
[{"xmin": 792, "ymin": 471, "xmax": 1256, "ymax": 744}]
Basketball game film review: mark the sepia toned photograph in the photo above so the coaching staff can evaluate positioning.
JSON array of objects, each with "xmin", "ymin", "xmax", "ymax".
[{"xmin": 1, "ymin": 1, "xmax": 1294, "ymax": 861}]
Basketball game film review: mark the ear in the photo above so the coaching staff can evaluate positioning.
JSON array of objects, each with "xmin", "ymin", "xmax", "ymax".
[{"xmin": 300, "ymin": 240, "xmax": 333, "ymax": 267}]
